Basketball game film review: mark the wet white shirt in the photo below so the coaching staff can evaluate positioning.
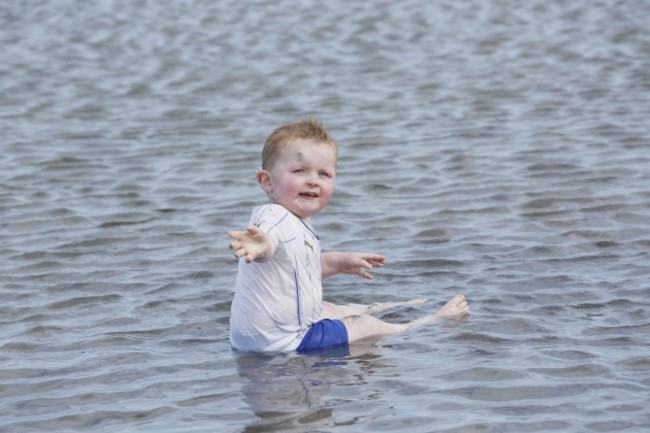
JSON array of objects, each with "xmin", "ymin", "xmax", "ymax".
[{"xmin": 229, "ymin": 204, "xmax": 323, "ymax": 352}]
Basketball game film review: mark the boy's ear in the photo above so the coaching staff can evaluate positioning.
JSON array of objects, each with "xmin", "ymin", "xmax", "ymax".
[{"xmin": 256, "ymin": 170, "xmax": 272, "ymax": 194}]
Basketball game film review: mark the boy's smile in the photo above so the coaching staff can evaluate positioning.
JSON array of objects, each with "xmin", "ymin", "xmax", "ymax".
[{"xmin": 257, "ymin": 138, "xmax": 337, "ymax": 219}]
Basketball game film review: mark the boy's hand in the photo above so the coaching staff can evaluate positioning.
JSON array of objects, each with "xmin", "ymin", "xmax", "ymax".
[
  {"xmin": 334, "ymin": 252, "xmax": 386, "ymax": 280},
  {"xmin": 228, "ymin": 226, "xmax": 273, "ymax": 263}
]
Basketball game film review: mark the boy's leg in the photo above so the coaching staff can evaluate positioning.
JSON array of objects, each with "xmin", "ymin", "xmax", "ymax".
[
  {"xmin": 366, "ymin": 298, "xmax": 428, "ymax": 315},
  {"xmin": 321, "ymin": 299, "xmax": 427, "ymax": 320},
  {"xmin": 342, "ymin": 314, "xmax": 408, "ymax": 342},
  {"xmin": 341, "ymin": 294, "xmax": 469, "ymax": 344}
]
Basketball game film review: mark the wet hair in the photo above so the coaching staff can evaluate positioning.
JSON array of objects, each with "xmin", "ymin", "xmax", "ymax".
[{"xmin": 261, "ymin": 118, "xmax": 339, "ymax": 170}]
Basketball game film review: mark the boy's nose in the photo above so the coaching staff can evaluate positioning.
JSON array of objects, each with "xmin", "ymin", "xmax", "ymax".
[{"xmin": 306, "ymin": 173, "xmax": 319, "ymax": 186}]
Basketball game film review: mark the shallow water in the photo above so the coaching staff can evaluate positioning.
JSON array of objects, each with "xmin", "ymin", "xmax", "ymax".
[{"xmin": 1, "ymin": 0, "xmax": 649, "ymax": 432}]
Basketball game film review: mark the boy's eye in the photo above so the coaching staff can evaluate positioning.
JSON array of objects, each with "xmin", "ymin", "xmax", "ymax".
[{"xmin": 319, "ymin": 171, "xmax": 332, "ymax": 178}]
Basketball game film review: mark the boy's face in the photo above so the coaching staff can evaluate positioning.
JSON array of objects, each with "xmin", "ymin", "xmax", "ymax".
[{"xmin": 258, "ymin": 138, "xmax": 337, "ymax": 219}]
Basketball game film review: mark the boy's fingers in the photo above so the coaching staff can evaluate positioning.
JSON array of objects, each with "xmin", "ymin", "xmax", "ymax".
[
  {"xmin": 228, "ymin": 230, "xmax": 244, "ymax": 240},
  {"xmin": 233, "ymin": 248, "xmax": 244, "ymax": 257}
]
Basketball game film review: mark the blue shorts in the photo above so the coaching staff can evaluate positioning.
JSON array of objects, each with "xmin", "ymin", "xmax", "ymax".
[{"xmin": 297, "ymin": 319, "xmax": 349, "ymax": 353}]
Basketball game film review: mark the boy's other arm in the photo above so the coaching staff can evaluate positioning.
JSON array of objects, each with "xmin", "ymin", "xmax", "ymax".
[
  {"xmin": 321, "ymin": 252, "xmax": 385, "ymax": 280},
  {"xmin": 228, "ymin": 226, "xmax": 277, "ymax": 263}
]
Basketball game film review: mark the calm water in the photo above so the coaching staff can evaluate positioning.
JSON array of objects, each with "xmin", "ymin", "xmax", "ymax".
[{"xmin": 1, "ymin": 0, "xmax": 649, "ymax": 432}]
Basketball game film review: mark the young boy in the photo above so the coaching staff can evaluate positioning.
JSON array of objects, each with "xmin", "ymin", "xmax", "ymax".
[{"xmin": 228, "ymin": 118, "xmax": 468, "ymax": 353}]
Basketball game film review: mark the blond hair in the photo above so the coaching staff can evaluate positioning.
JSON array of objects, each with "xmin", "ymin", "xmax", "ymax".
[{"xmin": 261, "ymin": 118, "xmax": 338, "ymax": 170}]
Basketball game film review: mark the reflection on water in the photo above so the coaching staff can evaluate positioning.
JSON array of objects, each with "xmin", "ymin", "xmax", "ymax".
[
  {"xmin": 236, "ymin": 343, "xmax": 390, "ymax": 433},
  {"xmin": 237, "ymin": 353, "xmax": 337, "ymax": 432}
]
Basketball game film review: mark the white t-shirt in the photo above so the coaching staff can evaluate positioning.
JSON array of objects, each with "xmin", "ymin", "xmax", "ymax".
[{"xmin": 229, "ymin": 204, "xmax": 323, "ymax": 352}]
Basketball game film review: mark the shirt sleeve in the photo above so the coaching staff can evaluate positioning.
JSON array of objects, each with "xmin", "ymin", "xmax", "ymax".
[{"xmin": 251, "ymin": 204, "xmax": 290, "ymax": 249}]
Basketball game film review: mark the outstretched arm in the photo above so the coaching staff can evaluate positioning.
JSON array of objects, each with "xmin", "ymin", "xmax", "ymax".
[
  {"xmin": 228, "ymin": 226, "xmax": 276, "ymax": 263},
  {"xmin": 321, "ymin": 252, "xmax": 385, "ymax": 279}
]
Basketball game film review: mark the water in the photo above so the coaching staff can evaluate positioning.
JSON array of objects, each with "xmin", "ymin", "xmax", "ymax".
[{"xmin": 1, "ymin": 0, "xmax": 649, "ymax": 431}]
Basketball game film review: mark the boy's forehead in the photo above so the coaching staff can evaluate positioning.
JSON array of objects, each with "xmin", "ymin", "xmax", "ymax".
[
  {"xmin": 283, "ymin": 138, "xmax": 337, "ymax": 157},
  {"xmin": 286, "ymin": 137, "xmax": 331, "ymax": 147}
]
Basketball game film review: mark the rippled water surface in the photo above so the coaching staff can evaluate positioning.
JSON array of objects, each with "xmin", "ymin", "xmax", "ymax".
[{"xmin": 2, "ymin": 0, "xmax": 649, "ymax": 432}]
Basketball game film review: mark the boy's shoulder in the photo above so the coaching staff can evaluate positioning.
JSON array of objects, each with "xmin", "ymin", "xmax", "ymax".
[
  {"xmin": 251, "ymin": 204, "xmax": 307, "ymax": 241},
  {"xmin": 253, "ymin": 203, "xmax": 289, "ymax": 219},
  {"xmin": 252, "ymin": 204, "xmax": 297, "ymax": 228},
  {"xmin": 255, "ymin": 203, "xmax": 287, "ymax": 213}
]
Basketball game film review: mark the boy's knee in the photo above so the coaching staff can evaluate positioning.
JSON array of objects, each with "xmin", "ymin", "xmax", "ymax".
[{"xmin": 342, "ymin": 314, "xmax": 380, "ymax": 333}]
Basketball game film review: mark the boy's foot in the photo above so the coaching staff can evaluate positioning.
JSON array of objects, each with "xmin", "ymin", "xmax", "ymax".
[
  {"xmin": 432, "ymin": 294, "xmax": 468, "ymax": 321},
  {"xmin": 408, "ymin": 294, "xmax": 468, "ymax": 329}
]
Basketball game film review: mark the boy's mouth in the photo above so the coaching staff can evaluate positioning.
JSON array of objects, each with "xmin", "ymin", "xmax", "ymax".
[{"xmin": 300, "ymin": 191, "xmax": 318, "ymax": 198}]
